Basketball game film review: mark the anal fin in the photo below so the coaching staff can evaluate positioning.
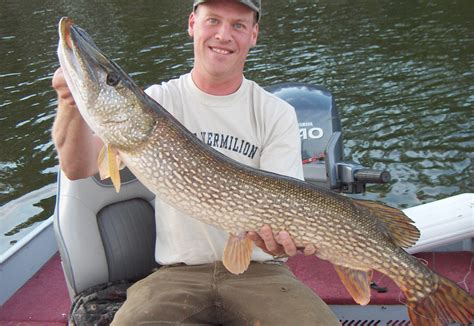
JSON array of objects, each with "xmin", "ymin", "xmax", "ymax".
[
  {"xmin": 223, "ymin": 233, "xmax": 254, "ymax": 275},
  {"xmin": 334, "ymin": 265, "xmax": 373, "ymax": 306}
]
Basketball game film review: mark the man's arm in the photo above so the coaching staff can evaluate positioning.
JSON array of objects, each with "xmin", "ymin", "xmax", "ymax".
[{"xmin": 51, "ymin": 68, "xmax": 103, "ymax": 179}]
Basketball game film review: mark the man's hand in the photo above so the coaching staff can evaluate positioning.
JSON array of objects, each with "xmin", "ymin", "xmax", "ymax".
[
  {"xmin": 247, "ymin": 225, "xmax": 316, "ymax": 258},
  {"xmin": 51, "ymin": 67, "xmax": 102, "ymax": 180},
  {"xmin": 52, "ymin": 68, "xmax": 77, "ymax": 108}
]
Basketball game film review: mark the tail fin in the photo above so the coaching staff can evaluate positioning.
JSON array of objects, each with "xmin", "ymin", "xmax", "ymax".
[{"xmin": 405, "ymin": 275, "xmax": 474, "ymax": 326}]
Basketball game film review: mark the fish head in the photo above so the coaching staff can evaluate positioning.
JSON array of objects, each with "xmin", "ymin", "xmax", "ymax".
[{"xmin": 57, "ymin": 17, "xmax": 155, "ymax": 150}]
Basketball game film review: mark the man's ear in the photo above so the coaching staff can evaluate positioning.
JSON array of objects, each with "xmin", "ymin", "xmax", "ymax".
[
  {"xmin": 250, "ymin": 23, "xmax": 259, "ymax": 48},
  {"xmin": 188, "ymin": 12, "xmax": 196, "ymax": 38}
]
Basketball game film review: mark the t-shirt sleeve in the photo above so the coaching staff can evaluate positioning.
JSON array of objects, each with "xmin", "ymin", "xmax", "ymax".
[
  {"xmin": 259, "ymin": 102, "xmax": 304, "ymax": 181},
  {"xmin": 145, "ymin": 84, "xmax": 163, "ymax": 102},
  {"xmin": 144, "ymin": 84, "xmax": 176, "ymax": 116}
]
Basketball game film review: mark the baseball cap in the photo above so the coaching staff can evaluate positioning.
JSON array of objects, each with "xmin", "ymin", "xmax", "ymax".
[{"xmin": 193, "ymin": 0, "xmax": 261, "ymax": 22}]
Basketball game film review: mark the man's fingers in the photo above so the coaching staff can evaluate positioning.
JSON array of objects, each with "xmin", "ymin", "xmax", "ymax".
[
  {"xmin": 247, "ymin": 231, "xmax": 275, "ymax": 255},
  {"xmin": 303, "ymin": 244, "xmax": 317, "ymax": 256},
  {"xmin": 52, "ymin": 68, "xmax": 77, "ymax": 107},
  {"xmin": 247, "ymin": 231, "xmax": 264, "ymax": 248},
  {"xmin": 259, "ymin": 226, "xmax": 297, "ymax": 257},
  {"xmin": 246, "ymin": 231, "xmax": 259, "ymax": 242},
  {"xmin": 277, "ymin": 231, "xmax": 298, "ymax": 256},
  {"xmin": 277, "ymin": 231, "xmax": 297, "ymax": 256},
  {"xmin": 258, "ymin": 225, "xmax": 279, "ymax": 252},
  {"xmin": 249, "ymin": 226, "xmax": 311, "ymax": 258},
  {"xmin": 52, "ymin": 68, "xmax": 66, "ymax": 90}
]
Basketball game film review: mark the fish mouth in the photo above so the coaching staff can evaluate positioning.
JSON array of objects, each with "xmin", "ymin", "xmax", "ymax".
[
  {"xmin": 59, "ymin": 16, "xmax": 101, "ymax": 57},
  {"xmin": 59, "ymin": 17, "xmax": 74, "ymax": 50},
  {"xmin": 58, "ymin": 16, "xmax": 137, "ymax": 93},
  {"xmin": 58, "ymin": 16, "xmax": 113, "ymax": 84},
  {"xmin": 56, "ymin": 17, "xmax": 150, "ymax": 134},
  {"xmin": 58, "ymin": 16, "xmax": 100, "ymax": 86}
]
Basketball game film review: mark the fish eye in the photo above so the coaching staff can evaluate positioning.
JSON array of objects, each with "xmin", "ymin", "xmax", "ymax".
[{"xmin": 106, "ymin": 72, "xmax": 120, "ymax": 86}]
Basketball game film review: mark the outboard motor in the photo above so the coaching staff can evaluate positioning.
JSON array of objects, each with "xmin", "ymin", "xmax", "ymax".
[{"xmin": 267, "ymin": 83, "xmax": 390, "ymax": 194}]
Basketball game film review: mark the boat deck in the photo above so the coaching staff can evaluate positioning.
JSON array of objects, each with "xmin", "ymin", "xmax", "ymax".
[
  {"xmin": 0, "ymin": 253, "xmax": 69, "ymax": 325},
  {"xmin": 0, "ymin": 251, "xmax": 472, "ymax": 325}
]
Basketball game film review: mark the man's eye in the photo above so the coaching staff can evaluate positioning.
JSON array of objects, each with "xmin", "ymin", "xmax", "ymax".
[
  {"xmin": 106, "ymin": 72, "xmax": 120, "ymax": 86},
  {"xmin": 234, "ymin": 23, "xmax": 244, "ymax": 29},
  {"xmin": 208, "ymin": 18, "xmax": 218, "ymax": 25}
]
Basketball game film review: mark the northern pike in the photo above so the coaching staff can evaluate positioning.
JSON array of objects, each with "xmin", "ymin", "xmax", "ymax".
[{"xmin": 57, "ymin": 17, "xmax": 473, "ymax": 325}]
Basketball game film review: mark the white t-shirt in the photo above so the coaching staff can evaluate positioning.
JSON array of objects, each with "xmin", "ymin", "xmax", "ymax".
[{"xmin": 145, "ymin": 73, "xmax": 303, "ymax": 265}]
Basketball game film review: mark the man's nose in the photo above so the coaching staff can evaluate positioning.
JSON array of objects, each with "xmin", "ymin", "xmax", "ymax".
[{"xmin": 215, "ymin": 23, "xmax": 232, "ymax": 42}]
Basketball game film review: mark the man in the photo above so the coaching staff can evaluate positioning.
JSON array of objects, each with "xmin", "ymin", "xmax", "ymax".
[{"xmin": 52, "ymin": 0, "xmax": 340, "ymax": 324}]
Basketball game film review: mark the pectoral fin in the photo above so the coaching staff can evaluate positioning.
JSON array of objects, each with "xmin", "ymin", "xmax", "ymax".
[
  {"xmin": 98, "ymin": 145, "xmax": 110, "ymax": 180},
  {"xmin": 334, "ymin": 265, "xmax": 373, "ymax": 306},
  {"xmin": 223, "ymin": 233, "xmax": 254, "ymax": 275},
  {"xmin": 97, "ymin": 144, "xmax": 122, "ymax": 193}
]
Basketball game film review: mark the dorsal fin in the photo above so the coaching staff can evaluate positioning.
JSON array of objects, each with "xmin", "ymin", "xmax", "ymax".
[{"xmin": 353, "ymin": 200, "xmax": 420, "ymax": 248}]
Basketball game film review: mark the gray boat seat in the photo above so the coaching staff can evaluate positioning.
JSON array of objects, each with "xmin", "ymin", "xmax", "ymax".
[{"xmin": 54, "ymin": 168, "xmax": 157, "ymax": 299}]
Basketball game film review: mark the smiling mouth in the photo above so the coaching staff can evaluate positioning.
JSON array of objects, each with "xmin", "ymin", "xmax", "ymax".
[{"xmin": 210, "ymin": 46, "xmax": 233, "ymax": 55}]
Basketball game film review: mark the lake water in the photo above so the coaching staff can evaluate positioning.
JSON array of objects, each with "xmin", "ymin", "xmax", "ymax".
[{"xmin": 1, "ymin": 0, "xmax": 473, "ymax": 253}]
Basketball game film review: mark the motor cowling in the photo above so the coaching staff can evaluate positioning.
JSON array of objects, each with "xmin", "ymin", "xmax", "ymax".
[{"xmin": 266, "ymin": 82, "xmax": 390, "ymax": 194}]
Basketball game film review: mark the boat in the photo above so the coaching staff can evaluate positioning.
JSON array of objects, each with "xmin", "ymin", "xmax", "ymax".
[{"xmin": 0, "ymin": 83, "xmax": 472, "ymax": 325}]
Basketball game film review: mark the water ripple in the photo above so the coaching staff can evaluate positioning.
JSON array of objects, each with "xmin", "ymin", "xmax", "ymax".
[{"xmin": 0, "ymin": 0, "xmax": 472, "ymax": 248}]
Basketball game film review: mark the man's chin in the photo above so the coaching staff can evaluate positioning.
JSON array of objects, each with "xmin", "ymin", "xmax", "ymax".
[{"xmin": 205, "ymin": 62, "xmax": 233, "ymax": 75}]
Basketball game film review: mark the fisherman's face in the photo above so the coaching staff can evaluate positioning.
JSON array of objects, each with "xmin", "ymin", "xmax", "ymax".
[{"xmin": 189, "ymin": 0, "xmax": 259, "ymax": 81}]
